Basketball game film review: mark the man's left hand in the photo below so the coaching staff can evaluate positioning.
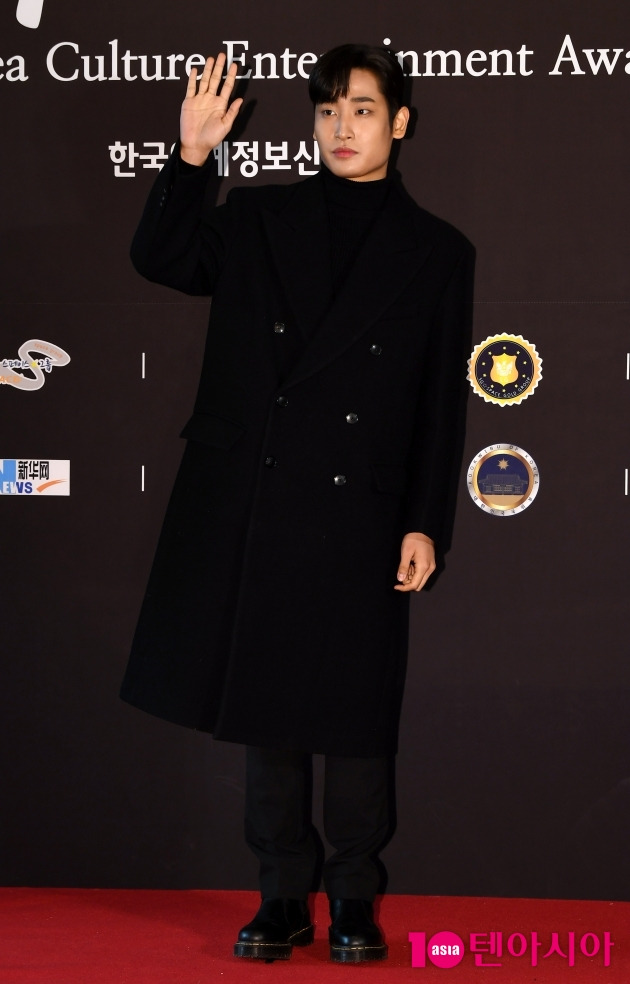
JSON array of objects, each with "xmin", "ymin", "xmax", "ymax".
[{"xmin": 394, "ymin": 532, "xmax": 436, "ymax": 592}]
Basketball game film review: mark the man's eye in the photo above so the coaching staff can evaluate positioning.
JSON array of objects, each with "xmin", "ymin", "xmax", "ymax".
[{"xmin": 357, "ymin": 108, "xmax": 370, "ymax": 115}]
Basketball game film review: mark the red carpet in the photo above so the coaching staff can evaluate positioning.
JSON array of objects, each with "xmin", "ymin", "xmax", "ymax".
[{"xmin": 1, "ymin": 889, "xmax": 626, "ymax": 983}]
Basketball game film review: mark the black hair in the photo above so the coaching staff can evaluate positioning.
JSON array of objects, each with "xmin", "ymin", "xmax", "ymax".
[{"xmin": 308, "ymin": 44, "xmax": 405, "ymax": 123}]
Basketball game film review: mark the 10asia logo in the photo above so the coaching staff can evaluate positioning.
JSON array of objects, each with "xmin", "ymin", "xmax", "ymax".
[{"xmin": 408, "ymin": 928, "xmax": 614, "ymax": 970}]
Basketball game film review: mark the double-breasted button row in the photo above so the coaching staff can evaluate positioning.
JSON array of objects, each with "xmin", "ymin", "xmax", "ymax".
[
  {"xmin": 265, "ymin": 459, "xmax": 347, "ymax": 486},
  {"xmin": 274, "ymin": 396, "xmax": 355, "ymax": 422}
]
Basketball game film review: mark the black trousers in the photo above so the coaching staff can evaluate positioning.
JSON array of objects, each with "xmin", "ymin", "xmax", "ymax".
[{"xmin": 245, "ymin": 746, "xmax": 391, "ymax": 900}]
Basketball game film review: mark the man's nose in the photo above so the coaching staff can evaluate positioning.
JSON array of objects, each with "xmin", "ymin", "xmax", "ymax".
[{"xmin": 335, "ymin": 111, "xmax": 354, "ymax": 139}]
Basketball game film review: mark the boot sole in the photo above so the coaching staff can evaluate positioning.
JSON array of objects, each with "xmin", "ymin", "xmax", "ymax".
[
  {"xmin": 330, "ymin": 943, "xmax": 388, "ymax": 963},
  {"xmin": 234, "ymin": 924, "xmax": 314, "ymax": 960}
]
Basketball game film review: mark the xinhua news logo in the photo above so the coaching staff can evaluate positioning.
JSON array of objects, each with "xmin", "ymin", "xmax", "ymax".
[
  {"xmin": 16, "ymin": 0, "xmax": 44, "ymax": 29},
  {"xmin": 408, "ymin": 929, "xmax": 613, "ymax": 970},
  {"xmin": 0, "ymin": 459, "xmax": 70, "ymax": 496}
]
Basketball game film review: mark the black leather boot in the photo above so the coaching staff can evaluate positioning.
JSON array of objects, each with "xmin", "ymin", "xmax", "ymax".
[
  {"xmin": 233, "ymin": 898, "xmax": 314, "ymax": 960},
  {"xmin": 328, "ymin": 898, "xmax": 388, "ymax": 962}
]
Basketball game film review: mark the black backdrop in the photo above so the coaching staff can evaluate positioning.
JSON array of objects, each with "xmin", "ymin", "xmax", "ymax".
[{"xmin": 2, "ymin": 0, "xmax": 629, "ymax": 899}]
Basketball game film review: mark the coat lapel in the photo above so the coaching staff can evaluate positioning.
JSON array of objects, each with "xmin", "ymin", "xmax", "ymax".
[
  {"xmin": 262, "ymin": 175, "xmax": 333, "ymax": 343},
  {"xmin": 263, "ymin": 174, "xmax": 434, "ymax": 388}
]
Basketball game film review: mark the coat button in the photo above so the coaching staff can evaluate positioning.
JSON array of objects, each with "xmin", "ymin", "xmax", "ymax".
[
  {"xmin": 333, "ymin": 475, "xmax": 347, "ymax": 486},
  {"xmin": 264, "ymin": 456, "xmax": 277, "ymax": 468},
  {"xmin": 369, "ymin": 343, "xmax": 382, "ymax": 356},
  {"xmin": 275, "ymin": 395, "xmax": 289, "ymax": 407},
  {"xmin": 345, "ymin": 412, "xmax": 358, "ymax": 424},
  {"xmin": 273, "ymin": 322, "xmax": 286, "ymax": 334}
]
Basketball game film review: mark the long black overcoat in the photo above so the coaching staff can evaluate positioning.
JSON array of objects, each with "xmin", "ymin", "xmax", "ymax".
[{"xmin": 120, "ymin": 152, "xmax": 474, "ymax": 757}]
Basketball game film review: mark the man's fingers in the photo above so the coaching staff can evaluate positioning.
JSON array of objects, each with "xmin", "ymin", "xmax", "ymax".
[
  {"xmin": 395, "ymin": 574, "xmax": 422, "ymax": 592},
  {"xmin": 220, "ymin": 60, "xmax": 239, "ymax": 96},
  {"xmin": 186, "ymin": 56, "xmax": 215, "ymax": 98},
  {"xmin": 196, "ymin": 56, "xmax": 215, "ymax": 93},
  {"xmin": 396, "ymin": 546, "xmax": 415, "ymax": 581},
  {"xmin": 414, "ymin": 567, "xmax": 433, "ymax": 592},
  {"xmin": 394, "ymin": 555, "xmax": 415, "ymax": 591},
  {"xmin": 394, "ymin": 559, "xmax": 435, "ymax": 592},
  {"xmin": 185, "ymin": 67, "xmax": 199, "ymax": 99},
  {"xmin": 188, "ymin": 54, "xmax": 239, "ymax": 104},
  {"xmin": 413, "ymin": 558, "xmax": 436, "ymax": 591},
  {"xmin": 224, "ymin": 98, "xmax": 244, "ymax": 128},
  {"xmin": 208, "ymin": 52, "xmax": 227, "ymax": 94}
]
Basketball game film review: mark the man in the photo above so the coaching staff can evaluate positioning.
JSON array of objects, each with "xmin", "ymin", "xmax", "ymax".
[{"xmin": 121, "ymin": 44, "xmax": 474, "ymax": 963}]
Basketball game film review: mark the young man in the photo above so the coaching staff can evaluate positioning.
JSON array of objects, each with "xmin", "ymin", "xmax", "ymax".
[{"xmin": 121, "ymin": 44, "xmax": 474, "ymax": 962}]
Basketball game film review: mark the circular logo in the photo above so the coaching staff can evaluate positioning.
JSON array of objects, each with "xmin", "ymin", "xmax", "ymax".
[
  {"xmin": 427, "ymin": 931, "xmax": 465, "ymax": 968},
  {"xmin": 468, "ymin": 334, "xmax": 542, "ymax": 406},
  {"xmin": 468, "ymin": 444, "xmax": 539, "ymax": 516}
]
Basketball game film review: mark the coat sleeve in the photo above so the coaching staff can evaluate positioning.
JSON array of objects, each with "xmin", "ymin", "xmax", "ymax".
[
  {"xmin": 129, "ymin": 148, "xmax": 234, "ymax": 296},
  {"xmin": 403, "ymin": 238, "xmax": 476, "ymax": 554}
]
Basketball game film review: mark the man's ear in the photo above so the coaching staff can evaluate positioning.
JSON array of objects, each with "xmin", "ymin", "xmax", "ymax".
[{"xmin": 392, "ymin": 106, "xmax": 410, "ymax": 140}]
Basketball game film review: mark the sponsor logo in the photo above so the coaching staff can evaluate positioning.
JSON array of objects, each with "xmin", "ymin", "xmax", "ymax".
[
  {"xmin": 0, "ymin": 459, "xmax": 70, "ymax": 495},
  {"xmin": 1, "ymin": 339, "xmax": 70, "ymax": 390},
  {"xmin": 468, "ymin": 334, "xmax": 542, "ymax": 406},
  {"xmin": 467, "ymin": 444, "xmax": 539, "ymax": 516}
]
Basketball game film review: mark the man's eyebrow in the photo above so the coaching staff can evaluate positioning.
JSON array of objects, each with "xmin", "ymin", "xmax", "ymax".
[{"xmin": 318, "ymin": 94, "xmax": 376, "ymax": 106}]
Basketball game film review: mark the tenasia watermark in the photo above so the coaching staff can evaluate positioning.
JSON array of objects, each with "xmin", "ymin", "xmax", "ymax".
[{"xmin": 408, "ymin": 929, "xmax": 614, "ymax": 970}]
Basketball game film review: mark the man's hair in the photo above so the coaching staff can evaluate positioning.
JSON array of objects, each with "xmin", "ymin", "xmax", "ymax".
[{"xmin": 308, "ymin": 44, "xmax": 405, "ymax": 123}]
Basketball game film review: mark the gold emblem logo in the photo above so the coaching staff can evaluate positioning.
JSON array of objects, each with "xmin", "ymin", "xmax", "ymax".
[
  {"xmin": 468, "ymin": 334, "xmax": 542, "ymax": 406},
  {"xmin": 467, "ymin": 444, "xmax": 539, "ymax": 516}
]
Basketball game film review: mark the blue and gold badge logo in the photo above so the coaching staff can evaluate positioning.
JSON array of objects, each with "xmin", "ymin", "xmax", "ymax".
[
  {"xmin": 468, "ymin": 334, "xmax": 542, "ymax": 406},
  {"xmin": 467, "ymin": 445, "xmax": 539, "ymax": 516}
]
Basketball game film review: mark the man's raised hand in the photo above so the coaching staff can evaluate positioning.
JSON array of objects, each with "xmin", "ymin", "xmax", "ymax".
[{"xmin": 180, "ymin": 53, "xmax": 243, "ymax": 166}]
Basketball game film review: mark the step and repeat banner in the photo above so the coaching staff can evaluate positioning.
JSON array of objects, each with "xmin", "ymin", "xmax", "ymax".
[{"xmin": 2, "ymin": 0, "xmax": 629, "ymax": 899}]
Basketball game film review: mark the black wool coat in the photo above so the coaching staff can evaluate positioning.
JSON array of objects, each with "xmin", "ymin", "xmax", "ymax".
[{"xmin": 120, "ymin": 152, "xmax": 474, "ymax": 757}]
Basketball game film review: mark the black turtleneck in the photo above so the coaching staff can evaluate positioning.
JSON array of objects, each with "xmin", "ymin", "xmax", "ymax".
[{"xmin": 320, "ymin": 164, "xmax": 391, "ymax": 296}]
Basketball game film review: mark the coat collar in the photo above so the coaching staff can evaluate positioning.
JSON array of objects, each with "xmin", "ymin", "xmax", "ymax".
[{"xmin": 262, "ymin": 172, "xmax": 434, "ymax": 388}]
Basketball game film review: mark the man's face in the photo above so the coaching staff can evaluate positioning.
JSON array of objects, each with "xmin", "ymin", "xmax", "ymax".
[{"xmin": 313, "ymin": 67, "xmax": 409, "ymax": 182}]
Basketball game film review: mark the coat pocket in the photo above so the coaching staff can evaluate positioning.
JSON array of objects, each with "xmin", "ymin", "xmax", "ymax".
[
  {"xmin": 180, "ymin": 412, "xmax": 246, "ymax": 450},
  {"xmin": 370, "ymin": 464, "xmax": 409, "ymax": 496}
]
